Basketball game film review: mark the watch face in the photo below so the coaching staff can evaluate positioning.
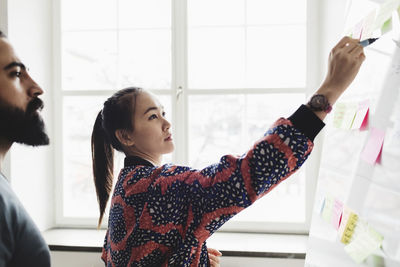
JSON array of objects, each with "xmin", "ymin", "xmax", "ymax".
[{"xmin": 309, "ymin": 94, "xmax": 329, "ymax": 111}]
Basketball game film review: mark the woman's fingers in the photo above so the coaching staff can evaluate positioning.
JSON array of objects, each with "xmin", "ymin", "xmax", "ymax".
[
  {"xmin": 207, "ymin": 248, "xmax": 222, "ymax": 267},
  {"xmin": 208, "ymin": 253, "xmax": 220, "ymax": 267},
  {"xmin": 207, "ymin": 248, "xmax": 222, "ymax": 256}
]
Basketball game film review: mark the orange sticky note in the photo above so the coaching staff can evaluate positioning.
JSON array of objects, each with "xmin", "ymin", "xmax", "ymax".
[{"xmin": 361, "ymin": 127, "xmax": 385, "ymax": 165}]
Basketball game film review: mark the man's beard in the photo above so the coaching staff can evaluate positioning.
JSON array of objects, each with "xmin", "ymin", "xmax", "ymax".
[{"xmin": 0, "ymin": 97, "xmax": 49, "ymax": 146}]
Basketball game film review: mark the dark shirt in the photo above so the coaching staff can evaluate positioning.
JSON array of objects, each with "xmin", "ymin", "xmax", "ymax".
[{"xmin": 0, "ymin": 174, "xmax": 51, "ymax": 267}]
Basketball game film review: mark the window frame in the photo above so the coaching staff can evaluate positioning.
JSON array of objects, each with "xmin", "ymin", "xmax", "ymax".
[{"xmin": 54, "ymin": 0, "xmax": 323, "ymax": 233}]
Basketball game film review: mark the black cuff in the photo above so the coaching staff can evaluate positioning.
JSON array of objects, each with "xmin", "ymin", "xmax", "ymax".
[{"xmin": 288, "ymin": 105, "xmax": 325, "ymax": 142}]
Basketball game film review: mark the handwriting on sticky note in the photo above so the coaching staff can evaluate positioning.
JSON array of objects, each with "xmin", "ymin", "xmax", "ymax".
[
  {"xmin": 333, "ymin": 103, "xmax": 357, "ymax": 130},
  {"xmin": 361, "ymin": 127, "xmax": 385, "ymax": 165},
  {"xmin": 344, "ymin": 222, "xmax": 384, "ymax": 264},
  {"xmin": 340, "ymin": 212, "xmax": 358, "ymax": 244}
]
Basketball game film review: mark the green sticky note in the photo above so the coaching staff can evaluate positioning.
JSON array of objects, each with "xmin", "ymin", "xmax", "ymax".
[
  {"xmin": 373, "ymin": 0, "xmax": 399, "ymax": 31},
  {"xmin": 321, "ymin": 196, "xmax": 334, "ymax": 222},
  {"xmin": 344, "ymin": 223, "xmax": 384, "ymax": 264},
  {"xmin": 381, "ymin": 18, "xmax": 393, "ymax": 35},
  {"xmin": 398, "ymin": 5, "xmax": 400, "ymax": 19},
  {"xmin": 333, "ymin": 103, "xmax": 346, "ymax": 129}
]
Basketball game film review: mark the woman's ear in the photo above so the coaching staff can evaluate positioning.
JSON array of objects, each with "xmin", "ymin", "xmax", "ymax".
[{"xmin": 115, "ymin": 129, "xmax": 135, "ymax": 147}]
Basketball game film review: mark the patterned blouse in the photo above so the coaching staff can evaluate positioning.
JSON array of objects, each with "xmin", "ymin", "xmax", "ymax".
[{"xmin": 101, "ymin": 105, "xmax": 325, "ymax": 267}]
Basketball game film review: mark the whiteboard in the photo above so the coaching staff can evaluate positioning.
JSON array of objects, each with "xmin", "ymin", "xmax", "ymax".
[{"xmin": 305, "ymin": 1, "xmax": 400, "ymax": 266}]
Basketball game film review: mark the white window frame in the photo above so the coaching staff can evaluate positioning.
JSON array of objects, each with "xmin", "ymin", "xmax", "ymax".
[{"xmin": 53, "ymin": 0, "xmax": 323, "ymax": 234}]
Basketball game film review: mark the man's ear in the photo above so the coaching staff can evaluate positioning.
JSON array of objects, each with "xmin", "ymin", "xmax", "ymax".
[{"xmin": 115, "ymin": 129, "xmax": 135, "ymax": 147}]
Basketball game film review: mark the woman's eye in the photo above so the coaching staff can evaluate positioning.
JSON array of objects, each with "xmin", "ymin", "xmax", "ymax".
[
  {"xmin": 11, "ymin": 71, "xmax": 22, "ymax": 78},
  {"xmin": 149, "ymin": 114, "xmax": 158, "ymax": 120}
]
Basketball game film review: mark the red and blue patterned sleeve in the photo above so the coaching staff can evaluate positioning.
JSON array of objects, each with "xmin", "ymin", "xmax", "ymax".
[{"xmin": 146, "ymin": 105, "xmax": 325, "ymax": 244}]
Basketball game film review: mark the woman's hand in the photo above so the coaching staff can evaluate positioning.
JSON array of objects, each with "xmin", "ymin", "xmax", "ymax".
[
  {"xmin": 207, "ymin": 247, "xmax": 222, "ymax": 267},
  {"xmin": 318, "ymin": 36, "xmax": 366, "ymax": 105}
]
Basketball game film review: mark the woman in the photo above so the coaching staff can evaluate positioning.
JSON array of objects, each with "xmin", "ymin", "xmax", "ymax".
[{"xmin": 91, "ymin": 37, "xmax": 365, "ymax": 266}]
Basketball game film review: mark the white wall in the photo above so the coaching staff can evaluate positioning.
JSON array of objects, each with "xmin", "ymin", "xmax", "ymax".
[{"xmin": 6, "ymin": 0, "xmax": 55, "ymax": 231}]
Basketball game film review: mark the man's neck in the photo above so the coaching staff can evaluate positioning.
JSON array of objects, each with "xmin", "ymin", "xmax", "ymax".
[{"xmin": 0, "ymin": 136, "xmax": 12, "ymax": 172}]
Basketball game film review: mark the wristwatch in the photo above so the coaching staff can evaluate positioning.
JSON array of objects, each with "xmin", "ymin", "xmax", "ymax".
[{"xmin": 307, "ymin": 94, "xmax": 332, "ymax": 113}]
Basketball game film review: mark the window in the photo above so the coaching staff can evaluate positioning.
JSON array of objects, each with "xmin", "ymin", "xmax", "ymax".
[{"xmin": 56, "ymin": 0, "xmax": 319, "ymax": 232}]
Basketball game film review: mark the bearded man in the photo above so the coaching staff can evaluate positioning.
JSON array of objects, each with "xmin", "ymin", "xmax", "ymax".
[{"xmin": 0, "ymin": 30, "xmax": 51, "ymax": 267}]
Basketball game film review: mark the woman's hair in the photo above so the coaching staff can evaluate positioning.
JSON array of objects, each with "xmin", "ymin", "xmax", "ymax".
[
  {"xmin": 91, "ymin": 87, "xmax": 142, "ymax": 227},
  {"xmin": 0, "ymin": 30, "xmax": 6, "ymax": 38}
]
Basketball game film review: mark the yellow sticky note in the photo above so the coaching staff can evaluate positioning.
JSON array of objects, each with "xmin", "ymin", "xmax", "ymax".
[
  {"xmin": 344, "ymin": 222, "xmax": 384, "ymax": 264},
  {"xmin": 340, "ymin": 212, "xmax": 358, "ymax": 244}
]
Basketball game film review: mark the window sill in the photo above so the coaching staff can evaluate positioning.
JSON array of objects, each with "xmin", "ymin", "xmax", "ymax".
[{"xmin": 43, "ymin": 228, "xmax": 308, "ymax": 259}]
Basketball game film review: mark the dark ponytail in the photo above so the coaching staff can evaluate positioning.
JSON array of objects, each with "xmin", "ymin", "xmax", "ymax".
[
  {"xmin": 91, "ymin": 87, "xmax": 142, "ymax": 227},
  {"xmin": 91, "ymin": 111, "xmax": 114, "ymax": 227}
]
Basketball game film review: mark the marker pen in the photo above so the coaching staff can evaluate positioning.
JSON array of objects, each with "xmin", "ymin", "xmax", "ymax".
[{"xmin": 359, "ymin": 38, "xmax": 379, "ymax": 47}]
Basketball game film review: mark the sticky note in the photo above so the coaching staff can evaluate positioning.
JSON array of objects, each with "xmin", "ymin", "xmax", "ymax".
[
  {"xmin": 351, "ymin": 100, "xmax": 369, "ymax": 130},
  {"xmin": 352, "ymin": 20, "xmax": 364, "ymax": 40},
  {"xmin": 344, "ymin": 222, "xmax": 384, "ymax": 264},
  {"xmin": 361, "ymin": 127, "xmax": 385, "ymax": 165},
  {"xmin": 361, "ymin": 10, "xmax": 377, "ymax": 39},
  {"xmin": 340, "ymin": 212, "xmax": 358, "ymax": 244},
  {"xmin": 333, "ymin": 103, "xmax": 346, "ymax": 129},
  {"xmin": 398, "ymin": 5, "xmax": 400, "ymax": 19},
  {"xmin": 373, "ymin": 0, "xmax": 400, "ymax": 31},
  {"xmin": 322, "ymin": 196, "xmax": 334, "ymax": 222},
  {"xmin": 381, "ymin": 18, "xmax": 393, "ymax": 35},
  {"xmin": 338, "ymin": 206, "xmax": 351, "ymax": 238},
  {"xmin": 331, "ymin": 199, "xmax": 343, "ymax": 230},
  {"xmin": 333, "ymin": 103, "xmax": 357, "ymax": 130},
  {"xmin": 341, "ymin": 104, "xmax": 357, "ymax": 130},
  {"xmin": 320, "ymin": 198, "xmax": 326, "ymax": 214}
]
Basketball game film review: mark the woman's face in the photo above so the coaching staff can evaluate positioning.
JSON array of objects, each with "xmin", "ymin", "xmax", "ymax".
[{"xmin": 130, "ymin": 91, "xmax": 174, "ymax": 158}]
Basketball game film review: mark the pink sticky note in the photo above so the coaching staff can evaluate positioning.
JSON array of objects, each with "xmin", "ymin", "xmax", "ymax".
[
  {"xmin": 331, "ymin": 199, "xmax": 344, "ymax": 230},
  {"xmin": 353, "ymin": 20, "xmax": 364, "ymax": 40},
  {"xmin": 361, "ymin": 127, "xmax": 385, "ymax": 165},
  {"xmin": 352, "ymin": 100, "xmax": 370, "ymax": 130}
]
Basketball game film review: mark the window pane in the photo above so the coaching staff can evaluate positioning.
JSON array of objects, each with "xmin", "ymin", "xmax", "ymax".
[
  {"xmin": 188, "ymin": 0, "xmax": 245, "ymax": 27},
  {"xmin": 188, "ymin": 94, "xmax": 306, "ymax": 222},
  {"xmin": 63, "ymin": 95, "xmax": 172, "ymax": 218},
  {"xmin": 119, "ymin": 0, "xmax": 171, "ymax": 29},
  {"xmin": 187, "ymin": 1, "xmax": 306, "ymax": 89},
  {"xmin": 188, "ymin": 28, "xmax": 246, "ymax": 89},
  {"xmin": 246, "ymin": 25, "xmax": 306, "ymax": 88},
  {"xmin": 246, "ymin": 0, "xmax": 306, "ymax": 25},
  {"xmin": 118, "ymin": 30, "xmax": 171, "ymax": 89},
  {"xmin": 63, "ymin": 96, "xmax": 107, "ymax": 218},
  {"xmin": 62, "ymin": 31, "xmax": 118, "ymax": 91},
  {"xmin": 189, "ymin": 94, "xmax": 304, "ymax": 167},
  {"xmin": 61, "ymin": 0, "xmax": 117, "ymax": 31},
  {"xmin": 231, "ymin": 170, "xmax": 305, "ymax": 222}
]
